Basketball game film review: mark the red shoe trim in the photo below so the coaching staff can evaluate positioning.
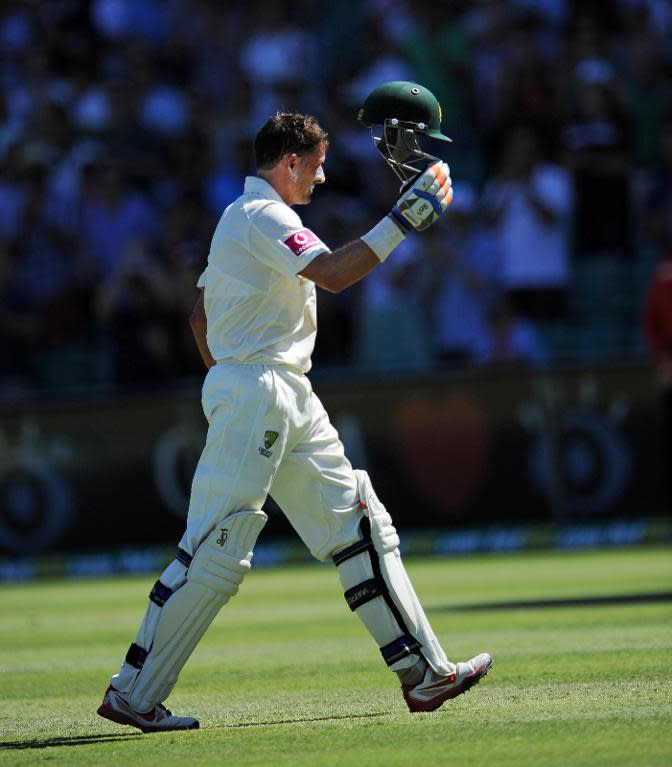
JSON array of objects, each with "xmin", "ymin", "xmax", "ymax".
[{"xmin": 421, "ymin": 673, "xmax": 457, "ymax": 691}]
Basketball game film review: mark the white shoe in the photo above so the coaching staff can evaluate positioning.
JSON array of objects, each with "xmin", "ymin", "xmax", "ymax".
[
  {"xmin": 97, "ymin": 686, "xmax": 199, "ymax": 733},
  {"xmin": 402, "ymin": 652, "xmax": 493, "ymax": 712}
]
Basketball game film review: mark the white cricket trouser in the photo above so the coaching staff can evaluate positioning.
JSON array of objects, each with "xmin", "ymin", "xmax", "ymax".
[
  {"xmin": 110, "ymin": 360, "xmax": 452, "ymax": 702},
  {"xmin": 179, "ymin": 362, "xmax": 362, "ymax": 561}
]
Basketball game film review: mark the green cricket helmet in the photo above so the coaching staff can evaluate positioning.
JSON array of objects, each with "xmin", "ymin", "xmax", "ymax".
[{"xmin": 357, "ymin": 81, "xmax": 452, "ymax": 186}]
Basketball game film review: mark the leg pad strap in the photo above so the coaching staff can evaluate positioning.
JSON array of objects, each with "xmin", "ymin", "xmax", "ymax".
[
  {"xmin": 333, "ymin": 538, "xmax": 374, "ymax": 565},
  {"xmin": 126, "ymin": 509, "xmax": 268, "ymax": 711},
  {"xmin": 344, "ymin": 577, "xmax": 385, "ymax": 611},
  {"xmin": 332, "ymin": 469, "xmax": 454, "ymax": 676},
  {"xmin": 335, "ymin": 527, "xmax": 419, "ymax": 670},
  {"xmin": 380, "ymin": 634, "xmax": 422, "ymax": 667},
  {"xmin": 176, "ymin": 548, "xmax": 193, "ymax": 567},
  {"xmin": 125, "ymin": 642, "xmax": 149, "ymax": 669},
  {"xmin": 149, "ymin": 580, "xmax": 173, "ymax": 607}
]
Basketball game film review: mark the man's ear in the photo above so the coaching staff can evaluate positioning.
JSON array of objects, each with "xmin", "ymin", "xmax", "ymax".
[{"xmin": 287, "ymin": 153, "xmax": 299, "ymax": 182}]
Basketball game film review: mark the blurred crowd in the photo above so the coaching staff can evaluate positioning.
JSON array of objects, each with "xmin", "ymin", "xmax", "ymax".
[{"xmin": 1, "ymin": 0, "xmax": 672, "ymax": 395}]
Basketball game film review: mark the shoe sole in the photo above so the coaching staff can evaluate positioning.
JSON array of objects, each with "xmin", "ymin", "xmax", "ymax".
[
  {"xmin": 406, "ymin": 656, "xmax": 493, "ymax": 713},
  {"xmin": 97, "ymin": 702, "xmax": 199, "ymax": 733}
]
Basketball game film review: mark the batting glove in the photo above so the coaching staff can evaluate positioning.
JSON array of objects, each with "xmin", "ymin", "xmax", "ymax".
[{"xmin": 390, "ymin": 161, "xmax": 453, "ymax": 232}]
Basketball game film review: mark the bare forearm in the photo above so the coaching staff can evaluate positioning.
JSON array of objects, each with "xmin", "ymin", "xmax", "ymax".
[
  {"xmin": 300, "ymin": 239, "xmax": 381, "ymax": 293},
  {"xmin": 193, "ymin": 325, "xmax": 216, "ymax": 369},
  {"xmin": 298, "ymin": 160, "xmax": 452, "ymax": 293},
  {"xmin": 189, "ymin": 292, "xmax": 216, "ymax": 369}
]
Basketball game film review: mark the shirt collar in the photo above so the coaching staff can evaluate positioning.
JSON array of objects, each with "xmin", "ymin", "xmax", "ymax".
[{"xmin": 244, "ymin": 176, "xmax": 286, "ymax": 204}]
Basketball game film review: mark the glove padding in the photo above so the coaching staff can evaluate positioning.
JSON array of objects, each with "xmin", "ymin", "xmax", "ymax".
[{"xmin": 390, "ymin": 161, "xmax": 453, "ymax": 232}]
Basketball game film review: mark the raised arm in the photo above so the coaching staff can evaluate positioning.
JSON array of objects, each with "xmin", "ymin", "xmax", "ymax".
[
  {"xmin": 299, "ymin": 239, "xmax": 380, "ymax": 293},
  {"xmin": 299, "ymin": 161, "xmax": 453, "ymax": 293}
]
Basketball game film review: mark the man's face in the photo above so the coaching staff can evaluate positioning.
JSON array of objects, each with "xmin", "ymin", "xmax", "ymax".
[{"xmin": 289, "ymin": 144, "xmax": 327, "ymax": 205}]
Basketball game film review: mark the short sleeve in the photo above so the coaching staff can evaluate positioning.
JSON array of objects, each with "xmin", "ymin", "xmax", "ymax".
[{"xmin": 245, "ymin": 198, "xmax": 330, "ymax": 278}]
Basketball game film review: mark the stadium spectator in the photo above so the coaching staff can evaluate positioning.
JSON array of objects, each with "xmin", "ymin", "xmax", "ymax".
[
  {"xmin": 620, "ymin": 5, "xmax": 672, "ymax": 171},
  {"xmin": 474, "ymin": 298, "xmax": 549, "ymax": 368},
  {"xmin": 341, "ymin": 12, "xmax": 417, "ymax": 108},
  {"xmin": 397, "ymin": 1, "xmax": 474, "ymax": 134},
  {"xmin": 94, "ymin": 240, "xmax": 175, "ymax": 385},
  {"xmin": 427, "ymin": 183, "xmax": 504, "ymax": 367},
  {"xmin": 0, "ymin": 150, "xmax": 85, "ymax": 388},
  {"xmin": 238, "ymin": 0, "xmax": 320, "ymax": 127},
  {"xmin": 481, "ymin": 123, "xmax": 574, "ymax": 320},
  {"xmin": 492, "ymin": 10, "xmax": 564, "ymax": 140},
  {"xmin": 77, "ymin": 158, "xmax": 161, "ymax": 282},
  {"xmin": 562, "ymin": 56, "xmax": 635, "ymax": 260},
  {"xmin": 354, "ymin": 215, "xmax": 431, "ymax": 371},
  {"xmin": 0, "ymin": 142, "xmax": 29, "ymax": 242},
  {"xmin": 393, "ymin": 1, "xmax": 482, "ymax": 180}
]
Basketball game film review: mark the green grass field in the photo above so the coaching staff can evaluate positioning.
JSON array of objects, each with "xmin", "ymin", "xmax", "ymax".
[{"xmin": 1, "ymin": 546, "xmax": 671, "ymax": 766}]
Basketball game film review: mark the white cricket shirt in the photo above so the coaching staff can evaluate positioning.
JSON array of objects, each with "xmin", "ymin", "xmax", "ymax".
[{"xmin": 197, "ymin": 176, "xmax": 330, "ymax": 373}]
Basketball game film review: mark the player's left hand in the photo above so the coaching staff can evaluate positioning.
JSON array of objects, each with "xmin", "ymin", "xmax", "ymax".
[{"xmin": 390, "ymin": 161, "xmax": 453, "ymax": 232}]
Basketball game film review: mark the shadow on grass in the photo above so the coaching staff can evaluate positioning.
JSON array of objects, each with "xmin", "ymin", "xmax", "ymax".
[
  {"xmin": 1, "ymin": 733, "xmax": 142, "ymax": 750},
  {"xmin": 221, "ymin": 711, "xmax": 390, "ymax": 728},
  {"xmin": 1, "ymin": 714, "xmax": 392, "ymax": 746},
  {"xmin": 428, "ymin": 591, "xmax": 672, "ymax": 613}
]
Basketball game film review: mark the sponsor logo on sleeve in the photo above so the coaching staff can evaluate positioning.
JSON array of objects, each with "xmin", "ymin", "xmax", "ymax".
[{"xmin": 284, "ymin": 229, "xmax": 322, "ymax": 256}]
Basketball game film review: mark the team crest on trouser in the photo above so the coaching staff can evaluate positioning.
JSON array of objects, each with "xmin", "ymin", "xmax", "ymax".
[{"xmin": 259, "ymin": 430, "xmax": 279, "ymax": 458}]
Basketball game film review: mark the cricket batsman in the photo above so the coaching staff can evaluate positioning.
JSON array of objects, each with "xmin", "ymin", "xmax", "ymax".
[{"xmin": 97, "ymin": 81, "xmax": 492, "ymax": 732}]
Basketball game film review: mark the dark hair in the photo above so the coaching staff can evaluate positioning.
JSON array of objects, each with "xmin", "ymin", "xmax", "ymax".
[{"xmin": 254, "ymin": 112, "xmax": 329, "ymax": 170}]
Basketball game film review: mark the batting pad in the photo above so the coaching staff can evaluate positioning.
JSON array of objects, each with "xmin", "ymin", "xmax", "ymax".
[
  {"xmin": 334, "ymin": 470, "xmax": 455, "ymax": 676},
  {"xmin": 127, "ymin": 509, "xmax": 267, "ymax": 711},
  {"xmin": 111, "ymin": 558, "xmax": 189, "ymax": 694}
]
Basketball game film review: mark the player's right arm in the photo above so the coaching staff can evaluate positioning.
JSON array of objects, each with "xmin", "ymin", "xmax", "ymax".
[
  {"xmin": 189, "ymin": 290, "xmax": 216, "ymax": 370},
  {"xmin": 299, "ymin": 239, "xmax": 380, "ymax": 293},
  {"xmin": 299, "ymin": 161, "xmax": 452, "ymax": 293}
]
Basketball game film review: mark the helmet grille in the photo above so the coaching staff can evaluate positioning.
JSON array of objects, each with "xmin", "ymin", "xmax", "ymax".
[{"xmin": 373, "ymin": 120, "xmax": 439, "ymax": 187}]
